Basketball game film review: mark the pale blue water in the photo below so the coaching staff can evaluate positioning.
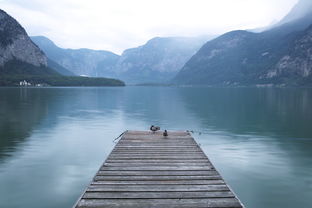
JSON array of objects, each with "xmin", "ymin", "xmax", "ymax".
[{"xmin": 0, "ymin": 87, "xmax": 311, "ymax": 208}]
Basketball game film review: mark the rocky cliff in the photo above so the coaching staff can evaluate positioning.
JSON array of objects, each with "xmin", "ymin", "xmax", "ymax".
[
  {"xmin": 0, "ymin": 9, "xmax": 47, "ymax": 68},
  {"xmin": 265, "ymin": 25, "xmax": 312, "ymax": 83}
]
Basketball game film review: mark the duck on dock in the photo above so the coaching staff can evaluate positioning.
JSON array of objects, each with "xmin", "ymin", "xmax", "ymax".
[{"xmin": 150, "ymin": 125, "xmax": 160, "ymax": 133}]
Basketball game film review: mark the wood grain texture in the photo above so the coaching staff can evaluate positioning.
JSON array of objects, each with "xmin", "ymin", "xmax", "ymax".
[{"xmin": 74, "ymin": 130, "xmax": 244, "ymax": 208}]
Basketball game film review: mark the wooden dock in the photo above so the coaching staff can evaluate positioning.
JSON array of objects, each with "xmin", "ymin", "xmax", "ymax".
[{"xmin": 74, "ymin": 130, "xmax": 244, "ymax": 208}]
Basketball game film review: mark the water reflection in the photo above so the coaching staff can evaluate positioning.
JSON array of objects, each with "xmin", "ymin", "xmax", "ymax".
[
  {"xmin": 177, "ymin": 87, "xmax": 312, "ymax": 138},
  {"xmin": 0, "ymin": 87, "xmax": 311, "ymax": 208},
  {"xmin": 0, "ymin": 88, "xmax": 51, "ymax": 161}
]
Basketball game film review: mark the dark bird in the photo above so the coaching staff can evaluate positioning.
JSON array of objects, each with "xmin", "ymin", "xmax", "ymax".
[
  {"xmin": 150, "ymin": 125, "xmax": 160, "ymax": 133},
  {"xmin": 163, "ymin": 130, "xmax": 168, "ymax": 137}
]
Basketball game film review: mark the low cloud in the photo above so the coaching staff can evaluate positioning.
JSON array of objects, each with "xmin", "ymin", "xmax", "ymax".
[{"xmin": 0, "ymin": 0, "xmax": 298, "ymax": 54}]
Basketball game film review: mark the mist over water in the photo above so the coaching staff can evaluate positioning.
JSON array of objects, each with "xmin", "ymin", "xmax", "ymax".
[{"xmin": 0, "ymin": 87, "xmax": 311, "ymax": 208}]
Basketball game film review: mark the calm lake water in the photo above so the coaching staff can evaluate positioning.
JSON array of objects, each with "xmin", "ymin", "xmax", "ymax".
[{"xmin": 0, "ymin": 86, "xmax": 312, "ymax": 208}]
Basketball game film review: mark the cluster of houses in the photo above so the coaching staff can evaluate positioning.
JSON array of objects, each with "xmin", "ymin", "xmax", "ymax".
[
  {"xmin": 19, "ymin": 80, "xmax": 31, "ymax": 86},
  {"xmin": 19, "ymin": 80, "xmax": 45, "ymax": 87}
]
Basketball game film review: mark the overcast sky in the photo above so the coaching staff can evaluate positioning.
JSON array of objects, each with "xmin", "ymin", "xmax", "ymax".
[{"xmin": 0, "ymin": 0, "xmax": 298, "ymax": 54}]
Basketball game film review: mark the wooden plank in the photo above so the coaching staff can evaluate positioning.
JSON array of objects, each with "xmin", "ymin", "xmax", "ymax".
[
  {"xmin": 103, "ymin": 163, "xmax": 211, "ymax": 167},
  {"xmin": 120, "ymin": 139, "xmax": 195, "ymax": 142},
  {"xmin": 112, "ymin": 150, "xmax": 202, "ymax": 153},
  {"xmin": 97, "ymin": 170, "xmax": 217, "ymax": 176},
  {"xmin": 114, "ymin": 145, "xmax": 198, "ymax": 147},
  {"xmin": 111, "ymin": 151, "xmax": 203, "ymax": 154},
  {"xmin": 115, "ymin": 144, "xmax": 198, "ymax": 146},
  {"xmin": 108, "ymin": 154, "xmax": 207, "ymax": 158},
  {"xmin": 87, "ymin": 184, "xmax": 230, "ymax": 192},
  {"xmin": 110, "ymin": 151, "xmax": 204, "ymax": 156},
  {"xmin": 110, "ymin": 151, "xmax": 204, "ymax": 154},
  {"xmin": 74, "ymin": 130, "xmax": 244, "ymax": 208},
  {"xmin": 118, "ymin": 139, "xmax": 196, "ymax": 142},
  {"xmin": 77, "ymin": 198, "xmax": 242, "ymax": 208},
  {"xmin": 83, "ymin": 191, "xmax": 235, "ymax": 199},
  {"xmin": 94, "ymin": 175, "xmax": 222, "ymax": 181},
  {"xmin": 100, "ymin": 167, "xmax": 214, "ymax": 171},
  {"xmin": 117, "ymin": 142, "xmax": 197, "ymax": 145},
  {"xmin": 107, "ymin": 156, "xmax": 207, "ymax": 160},
  {"xmin": 114, "ymin": 146, "xmax": 199, "ymax": 148},
  {"xmin": 91, "ymin": 180, "xmax": 225, "ymax": 185},
  {"xmin": 105, "ymin": 159, "xmax": 209, "ymax": 163}
]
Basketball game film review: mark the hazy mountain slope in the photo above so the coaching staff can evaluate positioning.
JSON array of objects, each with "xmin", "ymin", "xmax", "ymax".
[
  {"xmin": 173, "ymin": 0, "xmax": 312, "ymax": 86},
  {"xmin": 277, "ymin": 0, "xmax": 312, "ymax": 26},
  {"xmin": 264, "ymin": 24, "xmax": 312, "ymax": 85},
  {"xmin": 31, "ymin": 36, "xmax": 120, "ymax": 77},
  {"xmin": 0, "ymin": 9, "xmax": 48, "ymax": 71},
  {"xmin": 33, "ymin": 35, "xmax": 213, "ymax": 84},
  {"xmin": 47, "ymin": 58, "xmax": 75, "ymax": 76},
  {"xmin": 173, "ymin": 31, "xmax": 268, "ymax": 85},
  {"xmin": 114, "ymin": 36, "xmax": 212, "ymax": 84}
]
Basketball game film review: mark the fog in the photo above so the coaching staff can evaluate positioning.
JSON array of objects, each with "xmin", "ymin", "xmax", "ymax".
[{"xmin": 0, "ymin": 0, "xmax": 299, "ymax": 54}]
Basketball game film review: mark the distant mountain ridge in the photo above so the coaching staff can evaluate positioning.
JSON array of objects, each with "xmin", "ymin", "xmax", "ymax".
[
  {"xmin": 32, "ymin": 35, "xmax": 213, "ymax": 84},
  {"xmin": 114, "ymin": 36, "xmax": 211, "ymax": 84},
  {"xmin": 173, "ymin": 0, "xmax": 312, "ymax": 86},
  {"xmin": 31, "ymin": 36, "xmax": 120, "ymax": 77},
  {"xmin": 276, "ymin": 0, "xmax": 312, "ymax": 26}
]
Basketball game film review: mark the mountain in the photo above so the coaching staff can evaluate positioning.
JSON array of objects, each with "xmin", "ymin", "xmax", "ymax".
[
  {"xmin": 276, "ymin": 0, "xmax": 312, "ymax": 26},
  {"xmin": 47, "ymin": 58, "xmax": 75, "ymax": 76},
  {"xmin": 33, "ymin": 35, "xmax": 213, "ymax": 84},
  {"xmin": 0, "ymin": 9, "xmax": 74, "ymax": 77},
  {"xmin": 31, "ymin": 36, "xmax": 120, "ymax": 77},
  {"xmin": 265, "ymin": 24, "xmax": 312, "ymax": 85},
  {"xmin": 0, "ymin": 10, "xmax": 124, "ymax": 86},
  {"xmin": 0, "ymin": 9, "xmax": 49, "ymax": 73},
  {"xmin": 173, "ymin": 0, "xmax": 312, "ymax": 86},
  {"xmin": 114, "ymin": 36, "xmax": 212, "ymax": 84},
  {"xmin": 252, "ymin": 0, "xmax": 312, "ymax": 33}
]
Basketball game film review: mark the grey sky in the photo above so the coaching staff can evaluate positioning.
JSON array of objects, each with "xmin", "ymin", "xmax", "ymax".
[{"xmin": 0, "ymin": 0, "xmax": 298, "ymax": 54}]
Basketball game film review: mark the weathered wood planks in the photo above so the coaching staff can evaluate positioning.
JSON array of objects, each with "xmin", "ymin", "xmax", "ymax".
[{"xmin": 74, "ymin": 130, "xmax": 244, "ymax": 208}]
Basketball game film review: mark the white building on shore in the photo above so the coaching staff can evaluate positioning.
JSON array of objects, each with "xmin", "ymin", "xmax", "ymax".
[{"xmin": 19, "ymin": 80, "xmax": 31, "ymax": 86}]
